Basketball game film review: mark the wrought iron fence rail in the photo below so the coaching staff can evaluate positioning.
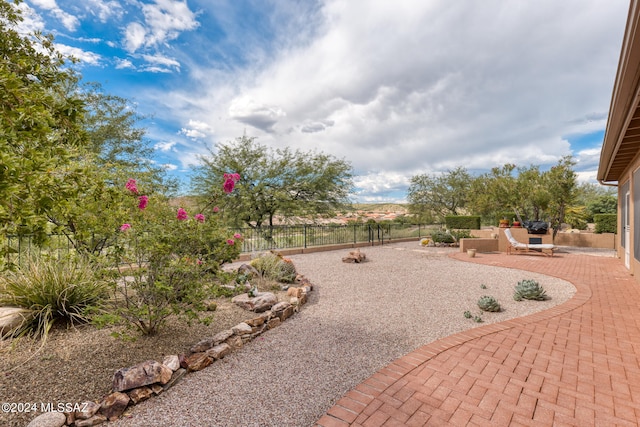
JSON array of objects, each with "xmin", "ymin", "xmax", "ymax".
[{"xmin": 4, "ymin": 223, "xmax": 437, "ymax": 266}]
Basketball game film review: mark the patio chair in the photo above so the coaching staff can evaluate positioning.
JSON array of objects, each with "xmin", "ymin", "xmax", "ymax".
[{"xmin": 503, "ymin": 228, "xmax": 557, "ymax": 257}]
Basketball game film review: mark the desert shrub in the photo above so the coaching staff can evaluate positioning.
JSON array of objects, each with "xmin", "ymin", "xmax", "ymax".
[
  {"xmin": 430, "ymin": 230, "xmax": 455, "ymax": 244},
  {"xmin": 0, "ymin": 255, "xmax": 108, "ymax": 339},
  {"xmin": 95, "ymin": 178, "xmax": 242, "ymax": 336},
  {"xmin": 250, "ymin": 252, "xmax": 298, "ymax": 283},
  {"xmin": 450, "ymin": 229, "xmax": 473, "ymax": 241}
]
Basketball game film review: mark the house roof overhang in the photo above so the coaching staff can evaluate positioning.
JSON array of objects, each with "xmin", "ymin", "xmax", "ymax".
[{"xmin": 598, "ymin": 0, "xmax": 640, "ymax": 185}]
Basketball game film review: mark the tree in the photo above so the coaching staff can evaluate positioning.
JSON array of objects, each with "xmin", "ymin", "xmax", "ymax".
[
  {"xmin": 407, "ymin": 167, "xmax": 472, "ymax": 222},
  {"xmin": 0, "ymin": 0, "xmax": 88, "ymax": 240},
  {"xmin": 193, "ymin": 136, "xmax": 354, "ymax": 227},
  {"xmin": 545, "ymin": 156, "xmax": 578, "ymax": 236}
]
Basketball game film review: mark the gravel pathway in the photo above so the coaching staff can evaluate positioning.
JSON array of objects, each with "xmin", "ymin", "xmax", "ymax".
[{"xmin": 112, "ymin": 242, "xmax": 578, "ymax": 427}]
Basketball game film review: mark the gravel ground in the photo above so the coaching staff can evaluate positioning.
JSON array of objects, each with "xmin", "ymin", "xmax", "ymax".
[{"xmin": 112, "ymin": 242, "xmax": 578, "ymax": 427}]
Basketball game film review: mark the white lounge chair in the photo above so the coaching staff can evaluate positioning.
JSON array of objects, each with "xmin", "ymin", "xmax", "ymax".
[{"xmin": 503, "ymin": 228, "xmax": 556, "ymax": 257}]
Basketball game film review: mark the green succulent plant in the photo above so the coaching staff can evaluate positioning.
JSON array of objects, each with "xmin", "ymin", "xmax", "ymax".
[
  {"xmin": 513, "ymin": 279, "xmax": 548, "ymax": 301},
  {"xmin": 477, "ymin": 295, "xmax": 501, "ymax": 312}
]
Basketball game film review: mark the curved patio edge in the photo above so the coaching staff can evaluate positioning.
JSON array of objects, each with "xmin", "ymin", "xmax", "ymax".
[{"xmin": 315, "ymin": 251, "xmax": 624, "ymax": 427}]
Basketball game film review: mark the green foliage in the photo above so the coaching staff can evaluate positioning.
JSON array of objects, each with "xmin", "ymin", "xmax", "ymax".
[
  {"xmin": 513, "ymin": 279, "xmax": 548, "ymax": 301},
  {"xmin": 408, "ymin": 167, "xmax": 472, "ymax": 222},
  {"xmin": 449, "ymin": 229, "xmax": 473, "ymax": 241},
  {"xmin": 0, "ymin": 1, "xmax": 89, "ymax": 241},
  {"xmin": 0, "ymin": 256, "xmax": 108, "ymax": 339},
  {"xmin": 463, "ymin": 311, "xmax": 472, "ymax": 319},
  {"xmin": 430, "ymin": 230, "xmax": 455, "ymax": 244},
  {"xmin": 249, "ymin": 252, "xmax": 298, "ymax": 283},
  {"xmin": 594, "ymin": 214, "xmax": 617, "ymax": 234},
  {"xmin": 477, "ymin": 295, "xmax": 501, "ymax": 312},
  {"xmin": 445, "ymin": 216, "xmax": 480, "ymax": 229},
  {"xmin": 96, "ymin": 181, "xmax": 242, "ymax": 336},
  {"xmin": 193, "ymin": 135, "xmax": 353, "ymax": 228}
]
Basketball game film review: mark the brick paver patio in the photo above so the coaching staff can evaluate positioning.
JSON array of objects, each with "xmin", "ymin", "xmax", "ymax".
[{"xmin": 316, "ymin": 251, "xmax": 640, "ymax": 426}]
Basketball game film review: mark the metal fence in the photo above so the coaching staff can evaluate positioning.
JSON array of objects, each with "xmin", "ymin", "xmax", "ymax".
[
  {"xmin": 4, "ymin": 223, "xmax": 439, "ymax": 266},
  {"xmin": 232, "ymin": 223, "xmax": 438, "ymax": 253}
]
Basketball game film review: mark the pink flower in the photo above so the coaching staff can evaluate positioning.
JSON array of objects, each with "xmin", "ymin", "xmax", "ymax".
[
  {"xmin": 194, "ymin": 213, "xmax": 205, "ymax": 223},
  {"xmin": 196, "ymin": 259, "xmax": 203, "ymax": 265},
  {"xmin": 125, "ymin": 179, "xmax": 138, "ymax": 194},
  {"xmin": 138, "ymin": 195, "xmax": 149, "ymax": 210},
  {"xmin": 233, "ymin": 233, "xmax": 242, "ymax": 239},
  {"xmin": 176, "ymin": 208, "xmax": 188, "ymax": 221},
  {"xmin": 223, "ymin": 178, "xmax": 235, "ymax": 194},
  {"xmin": 213, "ymin": 206, "xmax": 219, "ymax": 213},
  {"xmin": 223, "ymin": 172, "xmax": 241, "ymax": 182},
  {"xmin": 120, "ymin": 223, "xmax": 131, "ymax": 231},
  {"xmin": 226, "ymin": 239, "xmax": 235, "ymax": 245}
]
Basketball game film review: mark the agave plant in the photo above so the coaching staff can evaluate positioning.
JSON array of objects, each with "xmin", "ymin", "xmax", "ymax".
[
  {"xmin": 477, "ymin": 295, "xmax": 501, "ymax": 312},
  {"xmin": 513, "ymin": 279, "xmax": 548, "ymax": 301}
]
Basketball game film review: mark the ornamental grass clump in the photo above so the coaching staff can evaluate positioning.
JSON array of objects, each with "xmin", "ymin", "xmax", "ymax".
[
  {"xmin": 513, "ymin": 279, "xmax": 548, "ymax": 301},
  {"xmin": 250, "ymin": 252, "xmax": 298, "ymax": 283},
  {"xmin": 0, "ymin": 255, "xmax": 108, "ymax": 340}
]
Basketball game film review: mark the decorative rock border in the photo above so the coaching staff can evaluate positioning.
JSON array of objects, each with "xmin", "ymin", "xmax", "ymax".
[{"xmin": 26, "ymin": 277, "xmax": 314, "ymax": 427}]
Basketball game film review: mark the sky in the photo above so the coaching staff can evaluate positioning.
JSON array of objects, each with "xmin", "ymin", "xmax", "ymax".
[{"xmin": 16, "ymin": 0, "xmax": 630, "ymax": 202}]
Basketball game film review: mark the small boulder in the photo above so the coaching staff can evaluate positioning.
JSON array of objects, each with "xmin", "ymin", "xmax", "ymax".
[
  {"xmin": 231, "ymin": 292, "xmax": 277, "ymax": 312},
  {"xmin": 112, "ymin": 360, "xmax": 173, "ymax": 392},
  {"xmin": 0, "ymin": 307, "xmax": 31, "ymax": 337},
  {"xmin": 26, "ymin": 412, "xmax": 66, "ymax": 427},
  {"xmin": 342, "ymin": 248, "xmax": 366, "ymax": 263},
  {"xmin": 99, "ymin": 392, "xmax": 130, "ymax": 421},
  {"xmin": 185, "ymin": 352, "xmax": 212, "ymax": 372}
]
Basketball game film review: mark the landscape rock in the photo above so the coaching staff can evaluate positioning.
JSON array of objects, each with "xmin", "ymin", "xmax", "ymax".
[
  {"xmin": 112, "ymin": 360, "xmax": 173, "ymax": 392},
  {"xmin": 99, "ymin": 392, "xmax": 130, "ymax": 421},
  {"xmin": 244, "ymin": 316, "xmax": 265, "ymax": 327},
  {"xmin": 225, "ymin": 335, "xmax": 244, "ymax": 349},
  {"xmin": 231, "ymin": 292, "xmax": 277, "ymax": 312},
  {"xmin": 342, "ymin": 248, "xmax": 366, "ymax": 263},
  {"xmin": 150, "ymin": 384, "xmax": 164, "ymax": 395},
  {"xmin": 128, "ymin": 386, "xmax": 154, "ymax": 404},
  {"xmin": 267, "ymin": 317, "xmax": 281, "ymax": 329},
  {"xmin": 163, "ymin": 368, "xmax": 187, "ymax": 391},
  {"xmin": 75, "ymin": 401, "xmax": 100, "ymax": 420},
  {"xmin": 206, "ymin": 343, "xmax": 232, "ymax": 360},
  {"xmin": 74, "ymin": 414, "xmax": 107, "ymax": 427},
  {"xmin": 0, "ymin": 306, "xmax": 31, "ymax": 337},
  {"xmin": 26, "ymin": 411, "xmax": 66, "ymax": 427},
  {"xmin": 237, "ymin": 263, "xmax": 259, "ymax": 277},
  {"xmin": 162, "ymin": 354, "xmax": 180, "ymax": 372},
  {"xmin": 232, "ymin": 322, "xmax": 252, "ymax": 335},
  {"xmin": 185, "ymin": 352, "xmax": 212, "ymax": 372}
]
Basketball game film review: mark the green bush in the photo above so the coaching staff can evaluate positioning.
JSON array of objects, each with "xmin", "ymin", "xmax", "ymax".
[
  {"xmin": 95, "ymin": 180, "xmax": 242, "ymax": 336},
  {"xmin": 430, "ymin": 230, "xmax": 455, "ymax": 244},
  {"xmin": 445, "ymin": 216, "xmax": 480, "ymax": 229},
  {"xmin": 0, "ymin": 256, "xmax": 108, "ymax": 339},
  {"xmin": 450, "ymin": 229, "xmax": 473, "ymax": 241},
  {"xmin": 594, "ymin": 214, "xmax": 617, "ymax": 234}
]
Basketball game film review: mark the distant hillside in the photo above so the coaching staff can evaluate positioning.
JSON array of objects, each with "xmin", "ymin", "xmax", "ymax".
[{"xmin": 348, "ymin": 203, "xmax": 409, "ymax": 214}]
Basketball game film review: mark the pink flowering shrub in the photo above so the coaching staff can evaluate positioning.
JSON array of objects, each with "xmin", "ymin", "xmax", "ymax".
[{"xmin": 99, "ymin": 177, "xmax": 243, "ymax": 336}]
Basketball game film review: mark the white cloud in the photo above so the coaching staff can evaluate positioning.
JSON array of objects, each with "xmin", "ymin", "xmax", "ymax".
[
  {"xmin": 55, "ymin": 44, "xmax": 101, "ymax": 65},
  {"xmin": 29, "ymin": 0, "xmax": 79, "ymax": 31},
  {"xmin": 123, "ymin": 0, "xmax": 199, "ymax": 53},
  {"xmin": 99, "ymin": 0, "xmax": 628, "ymax": 200},
  {"xmin": 84, "ymin": 0, "xmax": 124, "ymax": 23},
  {"xmin": 154, "ymin": 141, "xmax": 178, "ymax": 152},
  {"xmin": 115, "ymin": 58, "xmax": 135, "ymax": 69},
  {"xmin": 179, "ymin": 120, "xmax": 212, "ymax": 139}
]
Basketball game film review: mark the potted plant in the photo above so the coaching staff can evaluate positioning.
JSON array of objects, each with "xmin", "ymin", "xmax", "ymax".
[{"xmin": 499, "ymin": 218, "xmax": 509, "ymax": 228}]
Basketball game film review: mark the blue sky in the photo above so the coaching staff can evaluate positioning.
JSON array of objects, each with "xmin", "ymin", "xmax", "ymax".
[{"xmin": 17, "ymin": 0, "xmax": 630, "ymax": 202}]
